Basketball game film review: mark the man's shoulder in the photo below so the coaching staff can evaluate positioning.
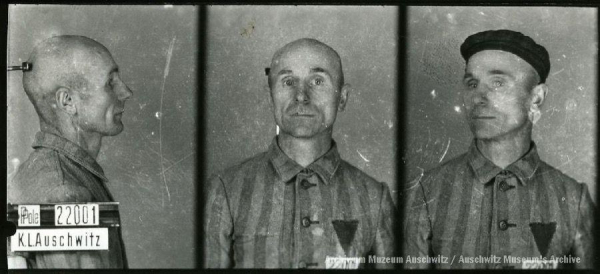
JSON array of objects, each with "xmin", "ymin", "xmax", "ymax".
[
  {"xmin": 9, "ymin": 148, "xmax": 92, "ymax": 203},
  {"xmin": 536, "ymin": 160, "xmax": 588, "ymax": 193},
  {"xmin": 12, "ymin": 148, "xmax": 61, "ymax": 186},
  {"xmin": 337, "ymin": 159, "xmax": 388, "ymax": 191},
  {"xmin": 419, "ymin": 152, "xmax": 471, "ymax": 185},
  {"xmin": 209, "ymin": 150, "xmax": 270, "ymax": 185},
  {"xmin": 401, "ymin": 152, "xmax": 471, "ymax": 197}
]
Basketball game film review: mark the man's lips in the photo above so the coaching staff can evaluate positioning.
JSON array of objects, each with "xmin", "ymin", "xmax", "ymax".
[
  {"xmin": 471, "ymin": 116, "xmax": 495, "ymax": 120},
  {"xmin": 289, "ymin": 109, "xmax": 315, "ymax": 117},
  {"xmin": 291, "ymin": 113, "xmax": 315, "ymax": 117}
]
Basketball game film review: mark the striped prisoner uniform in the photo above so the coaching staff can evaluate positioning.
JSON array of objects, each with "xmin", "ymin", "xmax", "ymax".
[
  {"xmin": 204, "ymin": 137, "xmax": 395, "ymax": 268},
  {"xmin": 404, "ymin": 141, "xmax": 594, "ymax": 269}
]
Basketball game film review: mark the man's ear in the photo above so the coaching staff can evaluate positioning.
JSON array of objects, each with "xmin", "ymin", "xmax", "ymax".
[
  {"xmin": 338, "ymin": 84, "xmax": 351, "ymax": 112},
  {"xmin": 531, "ymin": 83, "xmax": 548, "ymax": 108},
  {"xmin": 55, "ymin": 87, "xmax": 77, "ymax": 115}
]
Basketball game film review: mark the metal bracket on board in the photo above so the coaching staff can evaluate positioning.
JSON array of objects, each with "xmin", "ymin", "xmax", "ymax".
[{"xmin": 7, "ymin": 62, "xmax": 32, "ymax": 71}]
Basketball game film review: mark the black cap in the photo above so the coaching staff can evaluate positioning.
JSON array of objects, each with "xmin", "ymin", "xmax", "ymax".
[{"xmin": 460, "ymin": 29, "xmax": 551, "ymax": 83}]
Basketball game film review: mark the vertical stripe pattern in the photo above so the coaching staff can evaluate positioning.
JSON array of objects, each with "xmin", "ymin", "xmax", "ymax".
[
  {"xmin": 9, "ymin": 132, "xmax": 126, "ymax": 268},
  {"xmin": 204, "ymin": 138, "xmax": 395, "ymax": 268},
  {"xmin": 403, "ymin": 141, "xmax": 595, "ymax": 269}
]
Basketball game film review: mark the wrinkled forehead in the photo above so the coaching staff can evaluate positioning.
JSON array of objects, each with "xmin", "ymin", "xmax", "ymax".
[
  {"xmin": 466, "ymin": 50, "xmax": 537, "ymax": 77},
  {"xmin": 271, "ymin": 43, "xmax": 341, "ymax": 73}
]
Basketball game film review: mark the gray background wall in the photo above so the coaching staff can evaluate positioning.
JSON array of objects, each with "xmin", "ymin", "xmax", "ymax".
[
  {"xmin": 205, "ymin": 6, "xmax": 399, "ymax": 200},
  {"xmin": 7, "ymin": 5, "xmax": 197, "ymax": 268},
  {"xmin": 405, "ymin": 7, "xmax": 597, "ymax": 201}
]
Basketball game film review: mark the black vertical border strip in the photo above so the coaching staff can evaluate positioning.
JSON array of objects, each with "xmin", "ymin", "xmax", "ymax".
[
  {"xmin": 593, "ymin": 5, "xmax": 600, "ymax": 270},
  {"xmin": 397, "ymin": 5, "xmax": 407, "ymax": 267},
  {"xmin": 1, "ymin": 2, "xmax": 9, "ymax": 271},
  {"xmin": 197, "ymin": 4, "xmax": 207, "ymax": 270}
]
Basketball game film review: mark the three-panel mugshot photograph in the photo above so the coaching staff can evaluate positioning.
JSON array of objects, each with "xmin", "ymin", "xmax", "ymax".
[{"xmin": 3, "ymin": 4, "xmax": 597, "ymax": 270}]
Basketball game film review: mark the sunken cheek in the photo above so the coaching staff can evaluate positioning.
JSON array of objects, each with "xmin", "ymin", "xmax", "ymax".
[
  {"xmin": 101, "ymin": 91, "xmax": 117, "ymax": 116},
  {"xmin": 462, "ymin": 93, "xmax": 480, "ymax": 111}
]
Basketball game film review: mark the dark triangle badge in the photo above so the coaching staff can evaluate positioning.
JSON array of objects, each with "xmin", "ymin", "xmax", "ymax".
[
  {"xmin": 332, "ymin": 220, "xmax": 358, "ymax": 256},
  {"xmin": 529, "ymin": 222, "xmax": 556, "ymax": 257}
]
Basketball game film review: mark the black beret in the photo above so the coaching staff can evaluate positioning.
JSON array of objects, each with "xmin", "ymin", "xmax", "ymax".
[{"xmin": 460, "ymin": 29, "xmax": 551, "ymax": 83}]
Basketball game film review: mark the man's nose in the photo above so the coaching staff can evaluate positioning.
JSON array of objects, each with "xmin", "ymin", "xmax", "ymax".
[
  {"xmin": 471, "ymin": 85, "xmax": 489, "ymax": 106},
  {"xmin": 118, "ymin": 83, "xmax": 133, "ymax": 101},
  {"xmin": 294, "ymin": 83, "xmax": 309, "ymax": 103}
]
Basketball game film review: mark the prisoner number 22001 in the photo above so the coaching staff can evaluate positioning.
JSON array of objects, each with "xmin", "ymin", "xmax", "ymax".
[{"xmin": 55, "ymin": 204, "xmax": 99, "ymax": 226}]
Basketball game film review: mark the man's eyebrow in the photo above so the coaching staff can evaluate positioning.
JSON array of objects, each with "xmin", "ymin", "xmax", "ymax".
[
  {"xmin": 277, "ymin": 69, "xmax": 292, "ymax": 76},
  {"xmin": 463, "ymin": 70, "xmax": 515, "ymax": 80},
  {"xmin": 487, "ymin": 69, "xmax": 514, "ymax": 79},
  {"xmin": 310, "ymin": 67, "xmax": 332, "ymax": 78}
]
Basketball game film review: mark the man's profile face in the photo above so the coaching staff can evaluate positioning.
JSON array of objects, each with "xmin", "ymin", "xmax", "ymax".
[
  {"xmin": 76, "ymin": 48, "xmax": 132, "ymax": 136},
  {"xmin": 462, "ymin": 50, "xmax": 538, "ymax": 140},
  {"xmin": 269, "ymin": 43, "xmax": 346, "ymax": 139}
]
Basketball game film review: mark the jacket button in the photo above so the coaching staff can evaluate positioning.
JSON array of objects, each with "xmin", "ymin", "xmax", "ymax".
[
  {"xmin": 302, "ymin": 217, "xmax": 311, "ymax": 227},
  {"xmin": 499, "ymin": 220, "xmax": 508, "ymax": 231},
  {"xmin": 298, "ymin": 261, "xmax": 307, "ymax": 268},
  {"xmin": 499, "ymin": 181, "xmax": 510, "ymax": 192},
  {"xmin": 301, "ymin": 179, "xmax": 316, "ymax": 189}
]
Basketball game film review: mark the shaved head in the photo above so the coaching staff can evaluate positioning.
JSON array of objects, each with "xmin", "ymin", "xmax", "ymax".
[
  {"xmin": 23, "ymin": 35, "xmax": 115, "ymax": 125},
  {"xmin": 268, "ymin": 38, "xmax": 344, "ymax": 89},
  {"xmin": 266, "ymin": 38, "xmax": 350, "ymax": 141}
]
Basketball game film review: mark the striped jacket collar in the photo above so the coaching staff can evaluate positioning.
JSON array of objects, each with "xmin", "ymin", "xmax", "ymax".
[
  {"xmin": 268, "ymin": 136, "xmax": 341, "ymax": 185},
  {"xmin": 32, "ymin": 131, "xmax": 108, "ymax": 182},
  {"xmin": 467, "ymin": 140, "xmax": 540, "ymax": 186}
]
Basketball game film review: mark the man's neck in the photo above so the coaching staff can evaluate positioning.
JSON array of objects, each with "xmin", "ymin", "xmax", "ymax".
[
  {"xmin": 40, "ymin": 121, "xmax": 103, "ymax": 159},
  {"xmin": 277, "ymin": 131, "xmax": 332, "ymax": 168},
  {"xmin": 475, "ymin": 130, "xmax": 532, "ymax": 169}
]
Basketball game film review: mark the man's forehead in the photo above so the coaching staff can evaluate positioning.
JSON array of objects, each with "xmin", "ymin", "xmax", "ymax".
[
  {"xmin": 273, "ymin": 39, "xmax": 339, "ymax": 61},
  {"xmin": 272, "ymin": 48, "xmax": 339, "ymax": 72},
  {"xmin": 466, "ymin": 50, "xmax": 534, "ymax": 74}
]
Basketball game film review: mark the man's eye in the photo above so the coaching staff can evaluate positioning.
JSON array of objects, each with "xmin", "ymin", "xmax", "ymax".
[
  {"xmin": 313, "ymin": 78, "xmax": 323, "ymax": 86},
  {"xmin": 492, "ymin": 80, "xmax": 504, "ymax": 88},
  {"xmin": 283, "ymin": 79, "xmax": 294, "ymax": 86},
  {"xmin": 466, "ymin": 81, "xmax": 477, "ymax": 89}
]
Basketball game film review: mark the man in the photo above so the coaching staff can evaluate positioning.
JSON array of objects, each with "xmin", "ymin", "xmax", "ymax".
[
  {"xmin": 204, "ymin": 38, "xmax": 395, "ymax": 269},
  {"xmin": 7, "ymin": 35, "xmax": 132, "ymax": 268},
  {"xmin": 403, "ymin": 29, "xmax": 595, "ymax": 269}
]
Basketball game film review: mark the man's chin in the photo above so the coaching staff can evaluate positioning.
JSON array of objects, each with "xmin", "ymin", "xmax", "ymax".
[
  {"xmin": 470, "ymin": 128, "xmax": 496, "ymax": 140},
  {"xmin": 280, "ymin": 127, "xmax": 319, "ymax": 139},
  {"xmin": 470, "ymin": 124, "xmax": 498, "ymax": 139},
  {"xmin": 289, "ymin": 132, "xmax": 318, "ymax": 139},
  {"xmin": 471, "ymin": 123, "xmax": 529, "ymax": 142},
  {"xmin": 104, "ymin": 125, "xmax": 124, "ymax": 136},
  {"xmin": 472, "ymin": 131, "xmax": 496, "ymax": 140}
]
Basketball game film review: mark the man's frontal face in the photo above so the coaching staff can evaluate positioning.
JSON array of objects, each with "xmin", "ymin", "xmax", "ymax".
[
  {"xmin": 269, "ymin": 45, "xmax": 343, "ymax": 139},
  {"xmin": 462, "ymin": 50, "xmax": 537, "ymax": 141},
  {"xmin": 76, "ymin": 49, "xmax": 132, "ymax": 136}
]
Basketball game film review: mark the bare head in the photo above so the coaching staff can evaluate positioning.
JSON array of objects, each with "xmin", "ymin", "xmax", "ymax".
[
  {"xmin": 23, "ymin": 35, "xmax": 132, "ymax": 137},
  {"xmin": 266, "ymin": 38, "xmax": 350, "ymax": 140},
  {"xmin": 268, "ymin": 38, "xmax": 345, "ymax": 89}
]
